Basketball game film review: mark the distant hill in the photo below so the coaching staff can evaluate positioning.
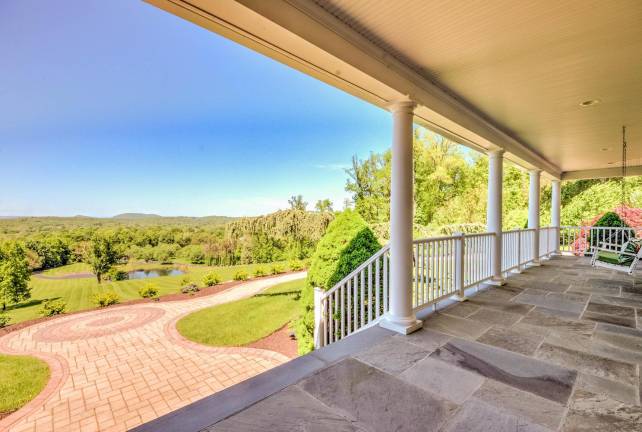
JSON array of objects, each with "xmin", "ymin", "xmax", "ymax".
[
  {"xmin": 113, "ymin": 213, "xmax": 162, "ymax": 219},
  {"xmin": 0, "ymin": 214, "xmax": 239, "ymax": 238}
]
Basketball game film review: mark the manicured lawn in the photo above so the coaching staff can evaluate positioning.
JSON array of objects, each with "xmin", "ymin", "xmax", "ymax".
[
  {"xmin": 42, "ymin": 262, "xmax": 92, "ymax": 276},
  {"xmin": 176, "ymin": 279, "xmax": 303, "ymax": 347},
  {"xmin": 0, "ymin": 354, "xmax": 50, "ymax": 415},
  {"xmin": 4, "ymin": 262, "xmax": 292, "ymax": 325}
]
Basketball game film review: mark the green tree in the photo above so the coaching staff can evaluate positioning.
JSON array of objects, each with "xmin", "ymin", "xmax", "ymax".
[
  {"xmin": 346, "ymin": 151, "xmax": 391, "ymax": 223},
  {"xmin": 315, "ymin": 199, "xmax": 333, "ymax": 212},
  {"xmin": 288, "ymin": 195, "xmax": 308, "ymax": 211},
  {"xmin": 0, "ymin": 242, "xmax": 31, "ymax": 311},
  {"xmin": 88, "ymin": 236, "xmax": 121, "ymax": 284}
]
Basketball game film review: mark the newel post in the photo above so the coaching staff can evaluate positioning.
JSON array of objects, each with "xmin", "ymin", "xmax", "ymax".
[
  {"xmin": 454, "ymin": 232, "xmax": 467, "ymax": 301},
  {"xmin": 313, "ymin": 287, "xmax": 325, "ymax": 349}
]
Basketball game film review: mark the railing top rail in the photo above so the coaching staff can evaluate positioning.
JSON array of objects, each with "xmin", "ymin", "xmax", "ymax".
[
  {"xmin": 588, "ymin": 226, "xmax": 640, "ymax": 229},
  {"xmin": 413, "ymin": 234, "xmax": 460, "ymax": 243},
  {"xmin": 320, "ymin": 244, "xmax": 390, "ymax": 300},
  {"xmin": 562, "ymin": 225, "xmax": 642, "ymax": 229},
  {"xmin": 412, "ymin": 232, "xmax": 494, "ymax": 243},
  {"xmin": 502, "ymin": 227, "xmax": 545, "ymax": 233},
  {"xmin": 462, "ymin": 232, "xmax": 495, "ymax": 239}
]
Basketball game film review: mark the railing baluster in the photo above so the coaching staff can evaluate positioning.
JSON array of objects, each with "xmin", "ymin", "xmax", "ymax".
[
  {"xmin": 353, "ymin": 275, "xmax": 358, "ymax": 332},
  {"xmin": 437, "ymin": 240, "xmax": 442, "ymax": 297},
  {"xmin": 367, "ymin": 263, "xmax": 373, "ymax": 323},
  {"xmin": 375, "ymin": 257, "xmax": 380, "ymax": 319},
  {"xmin": 414, "ymin": 244, "xmax": 419, "ymax": 308},
  {"xmin": 360, "ymin": 270, "xmax": 365, "ymax": 327},
  {"xmin": 340, "ymin": 284, "xmax": 345, "ymax": 338},
  {"xmin": 328, "ymin": 294, "xmax": 333, "ymax": 344},
  {"xmin": 347, "ymin": 279, "xmax": 352, "ymax": 334},
  {"xmin": 421, "ymin": 242, "xmax": 426, "ymax": 305}
]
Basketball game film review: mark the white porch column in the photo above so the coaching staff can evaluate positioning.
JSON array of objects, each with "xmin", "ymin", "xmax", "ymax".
[
  {"xmin": 528, "ymin": 169, "xmax": 541, "ymax": 265},
  {"xmin": 487, "ymin": 149, "xmax": 505, "ymax": 284},
  {"xmin": 551, "ymin": 180, "xmax": 561, "ymax": 254},
  {"xmin": 380, "ymin": 100, "xmax": 422, "ymax": 335}
]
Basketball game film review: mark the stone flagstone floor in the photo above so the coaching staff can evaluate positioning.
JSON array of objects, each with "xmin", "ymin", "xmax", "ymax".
[{"xmin": 151, "ymin": 256, "xmax": 642, "ymax": 432}]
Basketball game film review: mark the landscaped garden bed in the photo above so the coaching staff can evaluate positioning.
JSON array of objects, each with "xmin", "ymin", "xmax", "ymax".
[{"xmin": 0, "ymin": 268, "xmax": 303, "ymax": 337}]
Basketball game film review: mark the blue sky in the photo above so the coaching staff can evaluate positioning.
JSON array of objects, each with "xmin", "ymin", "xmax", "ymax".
[{"xmin": 0, "ymin": 0, "xmax": 392, "ymax": 217}]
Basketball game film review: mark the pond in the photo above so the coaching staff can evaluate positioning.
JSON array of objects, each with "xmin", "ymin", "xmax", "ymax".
[{"xmin": 127, "ymin": 268, "xmax": 185, "ymax": 280}]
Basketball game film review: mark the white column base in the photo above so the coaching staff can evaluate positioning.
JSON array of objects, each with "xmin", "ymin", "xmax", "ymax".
[
  {"xmin": 379, "ymin": 313, "xmax": 423, "ymax": 335},
  {"xmin": 452, "ymin": 294, "xmax": 468, "ymax": 302},
  {"xmin": 511, "ymin": 268, "xmax": 523, "ymax": 274},
  {"xmin": 486, "ymin": 277, "xmax": 506, "ymax": 286},
  {"xmin": 527, "ymin": 261, "xmax": 541, "ymax": 267}
]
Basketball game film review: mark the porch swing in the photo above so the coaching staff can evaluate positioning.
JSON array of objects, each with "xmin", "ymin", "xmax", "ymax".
[{"xmin": 591, "ymin": 126, "xmax": 642, "ymax": 274}]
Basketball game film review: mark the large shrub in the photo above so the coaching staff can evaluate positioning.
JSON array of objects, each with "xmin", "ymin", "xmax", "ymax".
[
  {"xmin": 93, "ymin": 291, "xmax": 120, "ymax": 307},
  {"xmin": 270, "ymin": 264, "xmax": 285, "ymax": 275},
  {"xmin": 106, "ymin": 269, "xmax": 128, "ymax": 281},
  {"xmin": 138, "ymin": 283, "xmax": 159, "ymax": 299},
  {"xmin": 253, "ymin": 267, "xmax": 267, "ymax": 277},
  {"xmin": 0, "ymin": 313, "xmax": 10, "ymax": 328},
  {"xmin": 40, "ymin": 299, "xmax": 66, "ymax": 316},
  {"xmin": 202, "ymin": 271, "xmax": 221, "ymax": 287},
  {"xmin": 296, "ymin": 210, "xmax": 381, "ymax": 355},
  {"xmin": 590, "ymin": 211, "xmax": 630, "ymax": 248},
  {"xmin": 233, "ymin": 270, "xmax": 249, "ymax": 281}
]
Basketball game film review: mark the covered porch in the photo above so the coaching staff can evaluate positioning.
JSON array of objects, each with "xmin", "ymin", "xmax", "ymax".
[
  {"xmin": 136, "ymin": 256, "xmax": 642, "ymax": 431},
  {"xmin": 137, "ymin": 0, "xmax": 642, "ymax": 430}
]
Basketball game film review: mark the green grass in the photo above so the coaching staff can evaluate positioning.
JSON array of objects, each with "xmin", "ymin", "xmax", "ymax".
[
  {"xmin": 0, "ymin": 354, "xmax": 50, "ymax": 415},
  {"xmin": 176, "ymin": 279, "xmax": 303, "ymax": 347},
  {"xmin": 5, "ymin": 261, "xmax": 292, "ymax": 325},
  {"xmin": 41, "ymin": 262, "xmax": 92, "ymax": 276}
]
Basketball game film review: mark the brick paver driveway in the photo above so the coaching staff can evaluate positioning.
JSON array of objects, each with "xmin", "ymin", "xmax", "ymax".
[{"xmin": 0, "ymin": 272, "xmax": 305, "ymax": 432}]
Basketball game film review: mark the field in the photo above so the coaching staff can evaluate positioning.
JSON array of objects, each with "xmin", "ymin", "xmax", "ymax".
[
  {"xmin": 4, "ymin": 261, "xmax": 292, "ymax": 325},
  {"xmin": 176, "ymin": 278, "xmax": 303, "ymax": 346}
]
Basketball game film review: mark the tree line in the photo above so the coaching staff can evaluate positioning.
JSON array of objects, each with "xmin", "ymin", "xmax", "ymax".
[
  {"xmin": 0, "ymin": 208, "xmax": 335, "ymax": 275},
  {"xmin": 346, "ymin": 128, "xmax": 642, "ymax": 236}
]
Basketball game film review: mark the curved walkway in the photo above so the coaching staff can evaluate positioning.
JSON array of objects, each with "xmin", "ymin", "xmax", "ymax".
[{"xmin": 0, "ymin": 272, "xmax": 305, "ymax": 432}]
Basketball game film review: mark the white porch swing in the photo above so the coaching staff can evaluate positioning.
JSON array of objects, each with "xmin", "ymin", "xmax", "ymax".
[{"xmin": 591, "ymin": 126, "xmax": 642, "ymax": 274}]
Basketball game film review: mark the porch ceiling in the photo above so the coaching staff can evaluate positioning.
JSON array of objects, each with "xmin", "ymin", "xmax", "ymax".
[
  {"xmin": 147, "ymin": 0, "xmax": 642, "ymax": 179},
  {"xmin": 311, "ymin": 0, "xmax": 642, "ymax": 175}
]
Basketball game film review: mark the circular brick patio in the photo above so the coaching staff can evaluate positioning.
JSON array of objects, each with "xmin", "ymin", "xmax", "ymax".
[
  {"xmin": 0, "ymin": 272, "xmax": 304, "ymax": 432},
  {"xmin": 33, "ymin": 307, "xmax": 166, "ymax": 342}
]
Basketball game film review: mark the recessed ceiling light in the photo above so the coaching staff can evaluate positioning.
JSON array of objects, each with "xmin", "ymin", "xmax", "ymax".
[{"xmin": 580, "ymin": 99, "xmax": 600, "ymax": 107}]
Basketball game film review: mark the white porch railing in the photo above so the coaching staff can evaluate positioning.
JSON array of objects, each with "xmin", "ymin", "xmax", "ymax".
[
  {"xmin": 560, "ymin": 225, "xmax": 641, "ymax": 255},
  {"xmin": 502, "ymin": 228, "xmax": 534, "ymax": 272},
  {"xmin": 315, "ymin": 227, "xmax": 564, "ymax": 349},
  {"xmin": 315, "ymin": 225, "xmax": 642, "ymax": 348},
  {"xmin": 314, "ymin": 246, "xmax": 390, "ymax": 347},
  {"xmin": 539, "ymin": 226, "xmax": 558, "ymax": 258}
]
